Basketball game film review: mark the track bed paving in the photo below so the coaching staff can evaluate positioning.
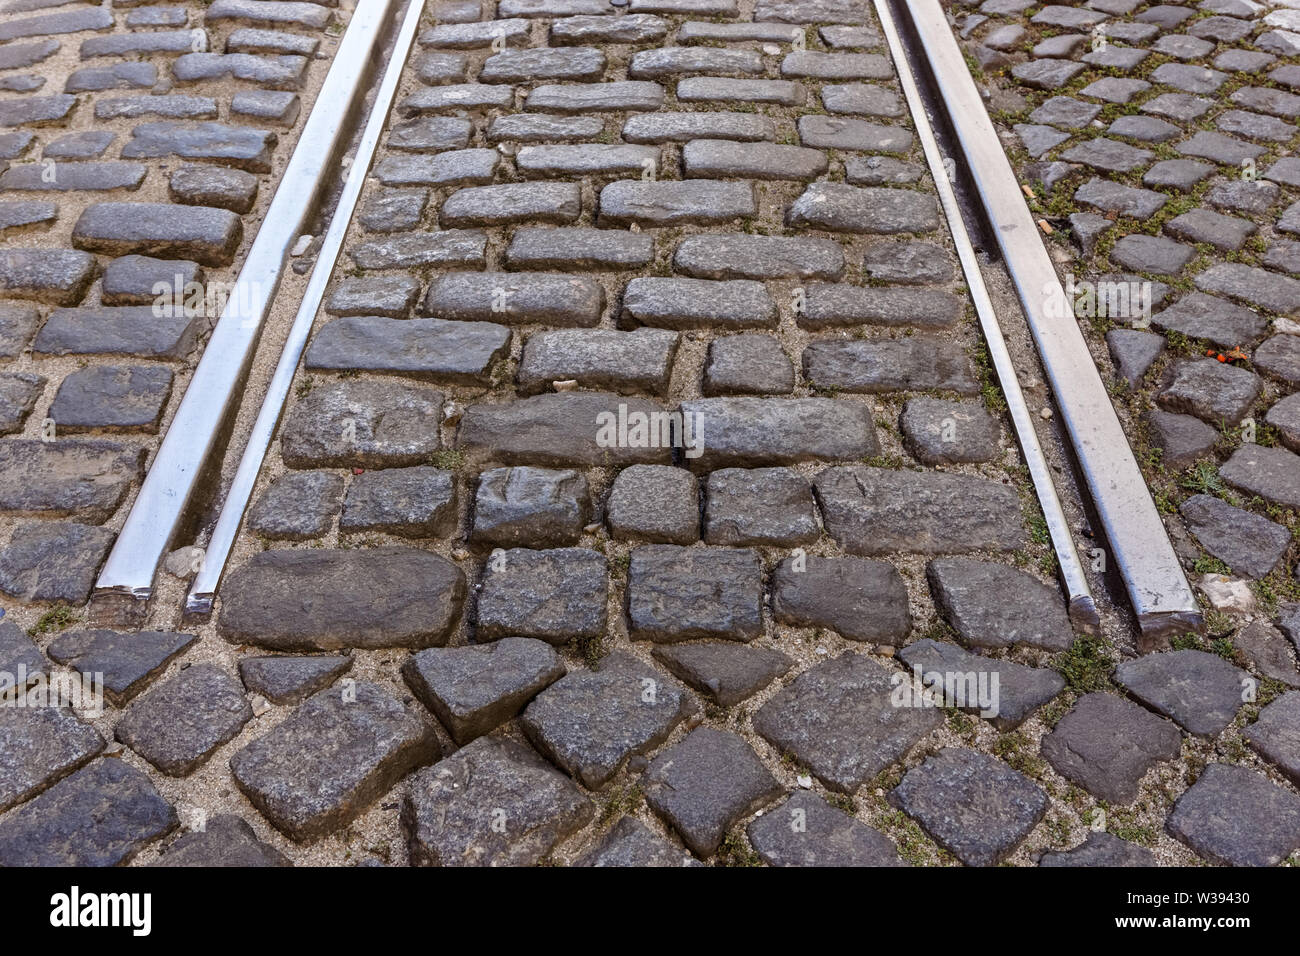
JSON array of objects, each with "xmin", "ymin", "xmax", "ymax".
[{"xmin": 1, "ymin": 0, "xmax": 1298, "ymax": 867}]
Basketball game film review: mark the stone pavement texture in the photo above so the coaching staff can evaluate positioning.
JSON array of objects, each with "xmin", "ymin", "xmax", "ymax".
[{"xmin": 0, "ymin": 0, "xmax": 1298, "ymax": 867}]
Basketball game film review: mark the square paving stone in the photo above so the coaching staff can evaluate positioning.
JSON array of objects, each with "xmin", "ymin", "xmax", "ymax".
[
  {"xmin": 1235, "ymin": 621, "xmax": 1300, "ymax": 688},
  {"xmin": 703, "ymin": 467, "xmax": 820, "ymax": 547},
  {"xmin": 521, "ymin": 650, "xmax": 695, "ymax": 789},
  {"xmin": 237, "ymin": 655, "xmax": 352, "ymax": 705},
  {"xmin": 748, "ymin": 791, "xmax": 906, "ymax": 866},
  {"xmin": 340, "ymin": 466, "xmax": 457, "ymax": 538},
  {"xmin": 813, "ymin": 467, "xmax": 1024, "ymax": 557},
  {"xmin": 606, "ymin": 465, "xmax": 700, "ymax": 544},
  {"xmin": 899, "ymin": 397, "xmax": 999, "ymax": 465},
  {"xmin": 47, "ymin": 364, "xmax": 172, "ymax": 433},
  {"xmin": 326, "ymin": 275, "xmax": 420, "ymax": 318},
  {"xmin": 470, "ymin": 466, "xmax": 590, "ymax": 548},
  {"xmin": 247, "ymin": 470, "xmax": 344, "ymax": 541},
  {"xmin": 0, "ymin": 303, "xmax": 40, "ymax": 359},
  {"xmin": 1165, "ymin": 208, "xmax": 1256, "ymax": 252},
  {"xmin": 0, "ymin": 758, "xmax": 176, "ymax": 866},
  {"xmin": 753, "ymin": 652, "xmax": 941, "ymax": 793},
  {"xmin": 1114, "ymin": 648, "xmax": 1249, "ymax": 737},
  {"xmin": 888, "ymin": 748, "xmax": 1048, "ymax": 867},
  {"xmin": 1244, "ymin": 691, "xmax": 1300, "ymax": 787},
  {"xmin": 771, "ymin": 554, "xmax": 911, "ymax": 645},
  {"xmin": 1180, "ymin": 494, "xmax": 1290, "ymax": 579},
  {"xmin": 1041, "ymin": 692, "xmax": 1183, "ymax": 804},
  {"xmin": 115, "ymin": 664, "xmax": 252, "ymax": 776},
  {"xmin": 1166, "ymin": 762, "xmax": 1300, "ymax": 866},
  {"xmin": 46, "ymin": 628, "xmax": 196, "ymax": 706},
  {"xmin": 1038, "ymin": 830, "xmax": 1155, "ymax": 867},
  {"xmin": 402, "ymin": 637, "xmax": 565, "ymax": 745},
  {"xmin": 100, "ymin": 254, "xmax": 202, "ymax": 306},
  {"xmin": 0, "ymin": 521, "xmax": 114, "ymax": 604},
  {"xmin": 651, "ymin": 642, "xmax": 792, "ymax": 707},
  {"xmin": 217, "ymin": 547, "xmax": 466, "ymax": 650},
  {"xmin": 156, "ymin": 814, "xmax": 291, "ymax": 867},
  {"xmin": 576, "ymin": 816, "xmax": 698, "ymax": 867},
  {"xmin": 898, "ymin": 639, "xmax": 1065, "ymax": 731},
  {"xmin": 403, "ymin": 735, "xmax": 593, "ymax": 866},
  {"xmin": 231, "ymin": 681, "xmax": 440, "ymax": 842},
  {"xmin": 703, "ymin": 334, "xmax": 795, "ymax": 395},
  {"xmin": 626, "ymin": 544, "xmax": 763, "ymax": 642},
  {"xmin": 644, "ymin": 727, "xmax": 782, "ymax": 857},
  {"xmin": 0, "ymin": 704, "xmax": 104, "ymax": 813},
  {"xmin": 1109, "ymin": 234, "xmax": 1194, "ymax": 276},
  {"xmin": 476, "ymin": 547, "xmax": 607, "ymax": 644}
]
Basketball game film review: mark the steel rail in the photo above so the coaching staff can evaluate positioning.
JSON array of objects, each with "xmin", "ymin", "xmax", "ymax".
[
  {"xmin": 892, "ymin": 0, "xmax": 1202, "ymax": 641},
  {"xmin": 94, "ymin": 0, "xmax": 415, "ymax": 606},
  {"xmin": 184, "ymin": 0, "xmax": 429, "ymax": 617},
  {"xmin": 874, "ymin": 0, "xmax": 1099, "ymax": 633}
]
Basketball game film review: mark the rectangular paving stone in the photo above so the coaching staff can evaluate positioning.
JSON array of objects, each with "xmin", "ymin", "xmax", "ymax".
[
  {"xmin": 424, "ymin": 271, "xmax": 603, "ymax": 326},
  {"xmin": 172, "ymin": 51, "xmax": 309, "ymax": 89},
  {"xmin": 340, "ymin": 466, "xmax": 457, "ymax": 538},
  {"xmin": 121, "ymin": 120, "xmax": 276, "ymax": 173},
  {"xmin": 279, "ymin": 379, "xmax": 444, "ymax": 469},
  {"xmin": 457, "ymin": 392, "xmax": 674, "ymax": 467},
  {"xmin": 486, "ymin": 114, "xmax": 603, "ymax": 143},
  {"xmin": 227, "ymin": 27, "xmax": 321, "ymax": 56},
  {"xmin": 303, "ymin": 317, "xmax": 509, "ymax": 386},
  {"xmin": 48, "ymin": 364, "xmax": 173, "ymax": 432},
  {"xmin": 218, "ymin": 547, "xmax": 466, "ymax": 649},
  {"xmin": 327, "ymin": 275, "xmax": 419, "ymax": 318},
  {"xmin": 630, "ymin": 47, "xmax": 762, "ymax": 79},
  {"xmin": 0, "ymin": 94, "xmax": 76, "ymax": 128},
  {"xmin": 553, "ymin": 12, "xmax": 669, "ymax": 44},
  {"xmin": 349, "ymin": 230, "xmax": 487, "ymax": 270},
  {"xmin": 388, "ymin": 115, "xmax": 474, "ymax": 151},
  {"xmin": 33, "ymin": 306, "xmax": 204, "ymax": 359},
  {"xmin": 421, "ymin": 19, "xmax": 530, "ymax": 50},
  {"xmin": 0, "ymin": 759, "xmax": 175, "ymax": 866},
  {"xmin": 373, "ymin": 148, "xmax": 500, "ymax": 187},
  {"xmin": 0, "ymin": 439, "xmax": 144, "ymax": 522},
  {"xmin": 676, "ymin": 76, "xmax": 806, "ymax": 106},
  {"xmin": 622, "ymin": 276, "xmax": 777, "ymax": 328},
  {"xmin": 480, "ymin": 46, "xmax": 605, "ymax": 83},
  {"xmin": 0, "ymin": 6, "xmax": 113, "ymax": 42},
  {"xmin": 516, "ymin": 143, "xmax": 659, "ymax": 177},
  {"xmin": 525, "ymin": 81, "xmax": 664, "ymax": 112},
  {"xmin": 64, "ymin": 62, "xmax": 158, "ymax": 93},
  {"xmin": 622, "ymin": 111, "xmax": 774, "ymax": 144},
  {"xmin": 230, "ymin": 682, "xmax": 439, "ymax": 841},
  {"xmin": 1196, "ymin": 263, "xmax": 1300, "ymax": 314},
  {"xmin": 0, "ymin": 199, "xmax": 56, "ymax": 232},
  {"xmin": 80, "ymin": 31, "xmax": 198, "ymax": 58},
  {"xmin": 439, "ymin": 181, "xmax": 580, "ymax": 227},
  {"xmin": 797, "ymin": 115, "xmax": 911, "ymax": 153},
  {"xmin": 0, "ymin": 38, "xmax": 59, "ymax": 71},
  {"xmin": 683, "ymin": 139, "xmax": 827, "ymax": 181},
  {"xmin": 627, "ymin": 545, "xmax": 763, "ymax": 643},
  {"xmin": 506, "ymin": 226, "xmax": 653, "ymax": 269},
  {"xmin": 94, "ymin": 95, "xmax": 219, "ymax": 121},
  {"xmin": 813, "ymin": 466, "xmax": 1025, "ymax": 555},
  {"xmin": 518, "ymin": 327, "xmax": 678, "ymax": 396},
  {"xmin": 0, "ymin": 160, "xmax": 146, "ymax": 192},
  {"xmin": 115, "ymin": 664, "xmax": 251, "ymax": 776},
  {"xmin": 73, "ymin": 201, "xmax": 242, "ymax": 267},
  {"xmin": 799, "ymin": 284, "xmax": 963, "ymax": 330},
  {"xmin": 674, "ymin": 233, "xmax": 844, "ymax": 280},
  {"xmin": 788, "ymin": 182, "xmax": 939, "ymax": 233},
  {"xmin": 782, "ymin": 51, "xmax": 891, "ymax": 79},
  {"xmin": 401, "ymin": 84, "xmax": 515, "ymax": 114},
  {"xmin": 803, "ymin": 336, "xmax": 979, "ymax": 394},
  {"xmin": 680, "ymin": 397, "xmax": 878, "ymax": 468},
  {"xmin": 0, "ymin": 248, "xmax": 95, "ymax": 305},
  {"xmin": 206, "ymin": 0, "xmax": 331, "ymax": 29},
  {"xmin": 1221, "ymin": 444, "xmax": 1300, "ymax": 509},
  {"xmin": 598, "ymin": 179, "xmax": 755, "ymax": 226}
]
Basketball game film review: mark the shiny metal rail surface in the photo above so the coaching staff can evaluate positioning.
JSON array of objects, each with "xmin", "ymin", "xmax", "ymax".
[
  {"xmin": 896, "ymin": 0, "xmax": 1202, "ymax": 642},
  {"xmin": 186, "ymin": 0, "xmax": 429, "ymax": 617},
  {"xmin": 93, "ymin": 0, "xmax": 413, "ymax": 605},
  {"xmin": 875, "ymin": 0, "xmax": 1099, "ymax": 633}
]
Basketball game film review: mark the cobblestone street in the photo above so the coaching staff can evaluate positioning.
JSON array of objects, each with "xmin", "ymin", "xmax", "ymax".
[{"xmin": 1, "ymin": 0, "xmax": 1299, "ymax": 869}]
